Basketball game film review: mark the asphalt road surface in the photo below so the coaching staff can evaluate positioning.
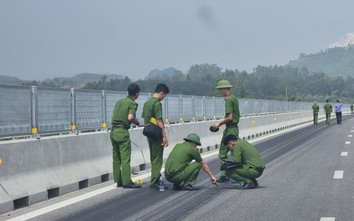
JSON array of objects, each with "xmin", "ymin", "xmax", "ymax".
[{"xmin": 3, "ymin": 115, "xmax": 354, "ymax": 221}]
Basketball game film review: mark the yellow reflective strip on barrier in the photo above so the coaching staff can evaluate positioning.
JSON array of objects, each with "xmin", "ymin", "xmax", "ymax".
[
  {"xmin": 71, "ymin": 124, "xmax": 76, "ymax": 130},
  {"xmin": 102, "ymin": 123, "xmax": 107, "ymax": 128},
  {"xmin": 252, "ymin": 120, "xmax": 256, "ymax": 125},
  {"xmin": 165, "ymin": 118, "xmax": 169, "ymax": 123},
  {"xmin": 32, "ymin": 128, "xmax": 38, "ymax": 134},
  {"xmin": 0, "ymin": 158, "xmax": 2, "ymax": 166}
]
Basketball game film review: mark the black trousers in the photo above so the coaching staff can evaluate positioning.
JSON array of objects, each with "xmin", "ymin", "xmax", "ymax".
[{"xmin": 336, "ymin": 112, "xmax": 342, "ymax": 124}]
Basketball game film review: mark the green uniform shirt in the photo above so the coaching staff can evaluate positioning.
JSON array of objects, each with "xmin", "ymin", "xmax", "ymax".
[
  {"xmin": 231, "ymin": 140, "xmax": 265, "ymax": 169},
  {"xmin": 225, "ymin": 94, "xmax": 240, "ymax": 127},
  {"xmin": 312, "ymin": 104, "xmax": 319, "ymax": 113},
  {"xmin": 324, "ymin": 103, "xmax": 332, "ymax": 114},
  {"xmin": 111, "ymin": 97, "xmax": 138, "ymax": 129},
  {"xmin": 165, "ymin": 142, "xmax": 203, "ymax": 176},
  {"xmin": 142, "ymin": 97, "xmax": 163, "ymax": 124}
]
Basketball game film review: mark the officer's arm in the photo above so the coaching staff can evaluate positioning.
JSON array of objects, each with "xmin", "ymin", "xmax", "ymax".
[
  {"xmin": 215, "ymin": 113, "xmax": 233, "ymax": 128},
  {"xmin": 128, "ymin": 114, "xmax": 139, "ymax": 125},
  {"xmin": 201, "ymin": 161, "xmax": 217, "ymax": 184}
]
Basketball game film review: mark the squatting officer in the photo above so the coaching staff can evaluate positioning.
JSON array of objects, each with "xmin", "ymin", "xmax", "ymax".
[
  {"xmin": 165, "ymin": 133, "xmax": 217, "ymax": 191},
  {"xmin": 110, "ymin": 83, "xmax": 141, "ymax": 189},
  {"xmin": 213, "ymin": 80, "xmax": 240, "ymax": 183},
  {"xmin": 323, "ymin": 99, "xmax": 332, "ymax": 125},
  {"xmin": 312, "ymin": 101, "xmax": 319, "ymax": 125},
  {"xmin": 223, "ymin": 135, "xmax": 265, "ymax": 189},
  {"xmin": 142, "ymin": 83, "xmax": 169, "ymax": 189}
]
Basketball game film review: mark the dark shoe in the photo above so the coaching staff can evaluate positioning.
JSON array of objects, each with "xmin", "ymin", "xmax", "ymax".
[
  {"xmin": 181, "ymin": 184, "xmax": 199, "ymax": 191},
  {"xmin": 117, "ymin": 183, "xmax": 123, "ymax": 188},
  {"xmin": 173, "ymin": 184, "xmax": 182, "ymax": 190},
  {"xmin": 216, "ymin": 176, "xmax": 230, "ymax": 183},
  {"xmin": 252, "ymin": 179, "xmax": 259, "ymax": 187},
  {"xmin": 123, "ymin": 183, "xmax": 142, "ymax": 189},
  {"xmin": 243, "ymin": 181, "xmax": 256, "ymax": 189}
]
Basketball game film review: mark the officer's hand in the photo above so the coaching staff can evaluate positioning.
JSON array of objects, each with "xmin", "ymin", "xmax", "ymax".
[
  {"xmin": 162, "ymin": 136, "xmax": 169, "ymax": 148},
  {"xmin": 210, "ymin": 176, "xmax": 217, "ymax": 184},
  {"xmin": 214, "ymin": 122, "xmax": 221, "ymax": 128}
]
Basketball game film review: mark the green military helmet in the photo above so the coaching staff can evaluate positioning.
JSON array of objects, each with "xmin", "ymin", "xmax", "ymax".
[
  {"xmin": 184, "ymin": 133, "xmax": 202, "ymax": 146},
  {"xmin": 216, "ymin": 80, "xmax": 233, "ymax": 89}
]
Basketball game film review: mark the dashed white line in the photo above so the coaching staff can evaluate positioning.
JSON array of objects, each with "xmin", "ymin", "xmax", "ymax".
[
  {"xmin": 348, "ymin": 135, "xmax": 353, "ymax": 138},
  {"xmin": 351, "ymin": 130, "xmax": 354, "ymax": 133},
  {"xmin": 345, "ymin": 141, "xmax": 351, "ymax": 144},
  {"xmin": 320, "ymin": 218, "xmax": 335, "ymax": 221},
  {"xmin": 341, "ymin": 152, "xmax": 348, "ymax": 156},
  {"xmin": 333, "ymin": 170, "xmax": 344, "ymax": 179}
]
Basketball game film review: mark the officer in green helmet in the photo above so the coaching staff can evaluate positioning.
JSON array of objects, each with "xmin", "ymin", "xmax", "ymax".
[
  {"xmin": 165, "ymin": 133, "xmax": 217, "ymax": 191},
  {"xmin": 312, "ymin": 101, "xmax": 319, "ymax": 125},
  {"xmin": 214, "ymin": 80, "xmax": 240, "ymax": 183},
  {"xmin": 110, "ymin": 83, "xmax": 141, "ymax": 189},
  {"xmin": 323, "ymin": 99, "xmax": 332, "ymax": 125}
]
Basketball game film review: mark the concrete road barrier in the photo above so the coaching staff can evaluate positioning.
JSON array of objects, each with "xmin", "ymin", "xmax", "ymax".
[{"xmin": 0, "ymin": 110, "xmax": 347, "ymax": 214}]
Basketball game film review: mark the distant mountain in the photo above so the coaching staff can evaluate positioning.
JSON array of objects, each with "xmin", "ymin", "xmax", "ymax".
[
  {"xmin": 288, "ymin": 34, "xmax": 354, "ymax": 77},
  {"xmin": 0, "ymin": 75, "xmax": 24, "ymax": 85},
  {"xmin": 145, "ymin": 67, "xmax": 185, "ymax": 80}
]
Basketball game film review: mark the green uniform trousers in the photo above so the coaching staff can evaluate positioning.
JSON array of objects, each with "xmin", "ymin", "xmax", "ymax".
[
  {"xmin": 225, "ymin": 164, "xmax": 263, "ymax": 185},
  {"xmin": 325, "ymin": 113, "xmax": 331, "ymax": 124},
  {"xmin": 165, "ymin": 162, "xmax": 202, "ymax": 186},
  {"xmin": 219, "ymin": 126, "xmax": 239, "ymax": 177},
  {"xmin": 313, "ymin": 113, "xmax": 318, "ymax": 124},
  {"xmin": 110, "ymin": 128, "xmax": 133, "ymax": 185},
  {"xmin": 148, "ymin": 137, "xmax": 164, "ymax": 187}
]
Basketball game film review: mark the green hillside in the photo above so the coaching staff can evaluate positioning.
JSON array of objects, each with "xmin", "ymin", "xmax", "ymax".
[{"xmin": 288, "ymin": 46, "xmax": 354, "ymax": 77}]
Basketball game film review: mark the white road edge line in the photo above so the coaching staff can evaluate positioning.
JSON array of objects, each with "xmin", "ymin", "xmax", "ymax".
[
  {"xmin": 345, "ymin": 141, "xmax": 351, "ymax": 144},
  {"xmin": 320, "ymin": 217, "xmax": 335, "ymax": 221},
  {"xmin": 341, "ymin": 152, "xmax": 348, "ymax": 156},
  {"xmin": 348, "ymin": 135, "xmax": 353, "ymax": 137},
  {"xmin": 4, "ymin": 121, "xmax": 316, "ymax": 221},
  {"xmin": 333, "ymin": 170, "xmax": 344, "ymax": 179}
]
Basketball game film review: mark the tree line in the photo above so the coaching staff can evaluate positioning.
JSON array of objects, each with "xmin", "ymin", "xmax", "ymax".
[{"xmin": 83, "ymin": 64, "xmax": 354, "ymax": 103}]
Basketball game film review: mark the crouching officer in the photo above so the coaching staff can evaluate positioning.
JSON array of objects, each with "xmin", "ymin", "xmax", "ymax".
[
  {"xmin": 222, "ymin": 135, "xmax": 265, "ymax": 189},
  {"xmin": 165, "ymin": 133, "xmax": 217, "ymax": 190},
  {"xmin": 110, "ymin": 83, "xmax": 141, "ymax": 189}
]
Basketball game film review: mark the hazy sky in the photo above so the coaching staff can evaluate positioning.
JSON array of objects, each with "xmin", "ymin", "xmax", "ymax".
[{"xmin": 1, "ymin": 0, "xmax": 354, "ymax": 80}]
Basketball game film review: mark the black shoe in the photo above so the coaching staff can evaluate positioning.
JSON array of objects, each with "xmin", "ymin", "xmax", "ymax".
[
  {"xmin": 216, "ymin": 176, "xmax": 230, "ymax": 183},
  {"xmin": 181, "ymin": 184, "xmax": 199, "ymax": 191},
  {"xmin": 123, "ymin": 183, "xmax": 142, "ymax": 189},
  {"xmin": 243, "ymin": 181, "xmax": 256, "ymax": 189},
  {"xmin": 173, "ymin": 184, "xmax": 182, "ymax": 190},
  {"xmin": 252, "ymin": 179, "xmax": 259, "ymax": 187},
  {"xmin": 117, "ymin": 183, "xmax": 123, "ymax": 188}
]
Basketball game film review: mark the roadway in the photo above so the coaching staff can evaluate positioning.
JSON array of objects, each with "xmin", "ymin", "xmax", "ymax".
[{"xmin": 2, "ymin": 115, "xmax": 354, "ymax": 221}]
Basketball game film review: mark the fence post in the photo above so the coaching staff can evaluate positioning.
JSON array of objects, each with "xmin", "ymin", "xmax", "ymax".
[
  {"xmin": 70, "ymin": 88, "xmax": 78, "ymax": 134},
  {"xmin": 179, "ymin": 95, "xmax": 184, "ymax": 123},
  {"xmin": 30, "ymin": 86, "xmax": 39, "ymax": 139},
  {"xmin": 102, "ymin": 90, "xmax": 107, "ymax": 131},
  {"xmin": 164, "ymin": 95, "xmax": 169, "ymax": 125},
  {"xmin": 192, "ymin": 96, "xmax": 196, "ymax": 122},
  {"xmin": 202, "ymin": 96, "xmax": 206, "ymax": 121},
  {"xmin": 213, "ymin": 96, "xmax": 216, "ymax": 120}
]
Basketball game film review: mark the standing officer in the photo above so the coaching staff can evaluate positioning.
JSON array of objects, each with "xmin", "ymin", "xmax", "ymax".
[
  {"xmin": 323, "ymin": 99, "xmax": 332, "ymax": 125},
  {"xmin": 213, "ymin": 80, "xmax": 240, "ymax": 183},
  {"xmin": 223, "ymin": 135, "xmax": 265, "ymax": 189},
  {"xmin": 312, "ymin": 101, "xmax": 319, "ymax": 125},
  {"xmin": 350, "ymin": 103, "xmax": 353, "ymax": 113},
  {"xmin": 110, "ymin": 83, "xmax": 141, "ymax": 189},
  {"xmin": 335, "ymin": 99, "xmax": 343, "ymax": 124},
  {"xmin": 142, "ymin": 83, "xmax": 169, "ymax": 189},
  {"xmin": 165, "ymin": 133, "xmax": 217, "ymax": 190}
]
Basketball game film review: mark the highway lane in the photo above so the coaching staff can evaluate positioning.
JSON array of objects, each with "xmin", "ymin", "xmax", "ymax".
[{"xmin": 3, "ymin": 115, "xmax": 354, "ymax": 221}]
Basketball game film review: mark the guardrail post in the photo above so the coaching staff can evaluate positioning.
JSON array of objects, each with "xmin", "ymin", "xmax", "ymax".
[
  {"xmin": 213, "ymin": 96, "xmax": 216, "ymax": 120},
  {"xmin": 164, "ymin": 95, "xmax": 169, "ymax": 125},
  {"xmin": 70, "ymin": 88, "xmax": 78, "ymax": 135},
  {"xmin": 179, "ymin": 95, "xmax": 184, "ymax": 123},
  {"xmin": 192, "ymin": 95, "xmax": 196, "ymax": 122},
  {"xmin": 30, "ymin": 86, "xmax": 39, "ymax": 139},
  {"xmin": 202, "ymin": 96, "xmax": 206, "ymax": 121},
  {"xmin": 102, "ymin": 90, "xmax": 107, "ymax": 131}
]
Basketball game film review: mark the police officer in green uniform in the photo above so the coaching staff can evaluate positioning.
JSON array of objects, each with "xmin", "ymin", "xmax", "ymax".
[
  {"xmin": 312, "ymin": 101, "xmax": 319, "ymax": 125},
  {"xmin": 213, "ymin": 80, "xmax": 240, "ymax": 183},
  {"xmin": 223, "ymin": 135, "xmax": 265, "ymax": 189},
  {"xmin": 142, "ymin": 83, "xmax": 169, "ymax": 189},
  {"xmin": 165, "ymin": 133, "xmax": 217, "ymax": 191},
  {"xmin": 323, "ymin": 99, "xmax": 332, "ymax": 125},
  {"xmin": 350, "ymin": 103, "xmax": 353, "ymax": 113},
  {"xmin": 110, "ymin": 83, "xmax": 141, "ymax": 189}
]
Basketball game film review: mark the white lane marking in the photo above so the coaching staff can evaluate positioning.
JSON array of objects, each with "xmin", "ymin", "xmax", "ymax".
[
  {"xmin": 348, "ymin": 135, "xmax": 353, "ymax": 137},
  {"xmin": 351, "ymin": 130, "xmax": 354, "ymax": 133},
  {"xmin": 333, "ymin": 170, "xmax": 344, "ymax": 179},
  {"xmin": 4, "ymin": 122, "xmax": 317, "ymax": 220},
  {"xmin": 341, "ymin": 152, "xmax": 348, "ymax": 156},
  {"xmin": 345, "ymin": 141, "xmax": 351, "ymax": 144},
  {"xmin": 320, "ymin": 218, "xmax": 335, "ymax": 221}
]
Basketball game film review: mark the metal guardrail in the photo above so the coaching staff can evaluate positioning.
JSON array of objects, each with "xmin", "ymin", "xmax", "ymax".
[{"xmin": 0, "ymin": 84, "xmax": 326, "ymax": 138}]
